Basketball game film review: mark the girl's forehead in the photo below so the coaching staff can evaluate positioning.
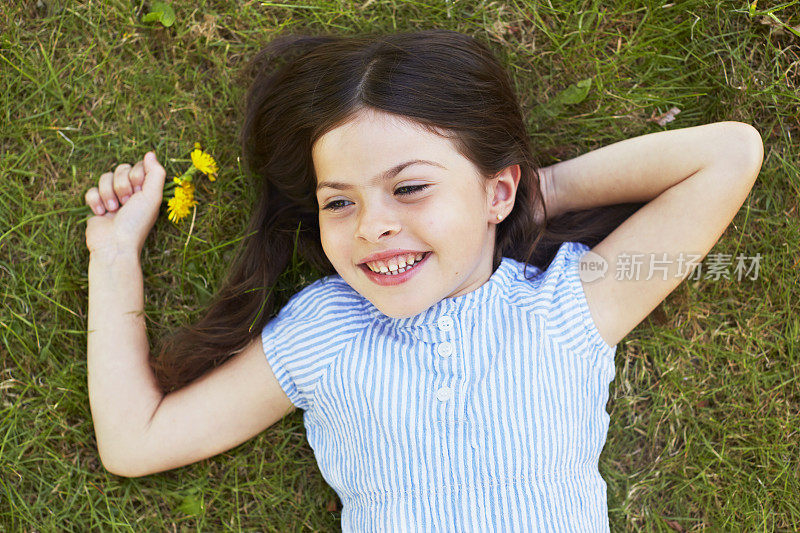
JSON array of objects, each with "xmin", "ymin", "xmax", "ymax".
[
  {"xmin": 316, "ymin": 112, "xmax": 441, "ymax": 153},
  {"xmin": 312, "ymin": 114, "xmax": 460, "ymax": 182}
]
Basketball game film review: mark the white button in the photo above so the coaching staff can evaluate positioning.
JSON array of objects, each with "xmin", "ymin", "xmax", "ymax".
[
  {"xmin": 437, "ymin": 315, "xmax": 454, "ymax": 331},
  {"xmin": 436, "ymin": 341, "xmax": 454, "ymax": 357},
  {"xmin": 436, "ymin": 386, "xmax": 453, "ymax": 401}
]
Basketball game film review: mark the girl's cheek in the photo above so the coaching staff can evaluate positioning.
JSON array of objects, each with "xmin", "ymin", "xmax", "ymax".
[
  {"xmin": 416, "ymin": 211, "xmax": 440, "ymax": 232},
  {"xmin": 319, "ymin": 230, "xmax": 341, "ymax": 259}
]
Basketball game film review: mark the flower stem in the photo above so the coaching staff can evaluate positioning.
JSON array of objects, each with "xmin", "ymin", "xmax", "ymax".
[{"xmin": 179, "ymin": 203, "xmax": 198, "ymax": 297}]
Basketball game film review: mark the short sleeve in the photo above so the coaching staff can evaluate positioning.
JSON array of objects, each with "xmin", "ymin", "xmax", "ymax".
[
  {"xmin": 509, "ymin": 241, "xmax": 616, "ymax": 358},
  {"xmin": 261, "ymin": 277, "xmax": 367, "ymax": 412}
]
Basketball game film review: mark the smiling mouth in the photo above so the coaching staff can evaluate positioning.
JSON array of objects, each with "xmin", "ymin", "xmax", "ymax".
[{"xmin": 360, "ymin": 251, "xmax": 431, "ymax": 275}]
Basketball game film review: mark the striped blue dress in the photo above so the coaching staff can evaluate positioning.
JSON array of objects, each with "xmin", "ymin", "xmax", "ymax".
[{"xmin": 261, "ymin": 241, "xmax": 618, "ymax": 531}]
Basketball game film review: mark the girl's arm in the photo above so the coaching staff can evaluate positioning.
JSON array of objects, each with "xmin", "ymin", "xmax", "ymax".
[
  {"xmin": 539, "ymin": 121, "xmax": 763, "ymax": 347},
  {"xmin": 86, "ymin": 155, "xmax": 296, "ymax": 477},
  {"xmin": 88, "ymin": 250, "xmax": 296, "ymax": 477}
]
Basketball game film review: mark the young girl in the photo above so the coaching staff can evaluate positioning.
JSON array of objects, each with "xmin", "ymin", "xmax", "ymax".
[{"xmin": 84, "ymin": 29, "xmax": 763, "ymax": 531}]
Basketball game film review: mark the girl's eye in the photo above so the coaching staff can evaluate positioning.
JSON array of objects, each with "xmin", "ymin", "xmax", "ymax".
[
  {"xmin": 321, "ymin": 184, "xmax": 430, "ymax": 211},
  {"xmin": 322, "ymin": 199, "xmax": 351, "ymax": 211},
  {"xmin": 395, "ymin": 184, "xmax": 430, "ymax": 196}
]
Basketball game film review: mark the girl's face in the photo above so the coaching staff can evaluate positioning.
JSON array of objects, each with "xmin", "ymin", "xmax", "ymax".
[{"xmin": 313, "ymin": 108, "xmax": 518, "ymax": 319}]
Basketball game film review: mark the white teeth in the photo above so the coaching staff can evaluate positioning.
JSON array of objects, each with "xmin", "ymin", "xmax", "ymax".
[{"xmin": 366, "ymin": 252, "xmax": 427, "ymax": 274}]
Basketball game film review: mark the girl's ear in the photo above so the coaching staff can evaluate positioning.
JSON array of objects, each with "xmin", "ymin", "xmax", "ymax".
[{"xmin": 487, "ymin": 164, "xmax": 521, "ymax": 220}]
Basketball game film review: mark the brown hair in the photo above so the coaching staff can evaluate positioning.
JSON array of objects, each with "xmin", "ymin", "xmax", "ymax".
[{"xmin": 150, "ymin": 29, "xmax": 641, "ymax": 393}]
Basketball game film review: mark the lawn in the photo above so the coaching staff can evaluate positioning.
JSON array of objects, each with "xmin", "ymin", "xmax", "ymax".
[{"xmin": 1, "ymin": 0, "xmax": 798, "ymax": 530}]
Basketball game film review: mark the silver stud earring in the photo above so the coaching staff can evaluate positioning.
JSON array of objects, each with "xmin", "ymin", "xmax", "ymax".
[{"xmin": 496, "ymin": 214, "xmax": 503, "ymax": 221}]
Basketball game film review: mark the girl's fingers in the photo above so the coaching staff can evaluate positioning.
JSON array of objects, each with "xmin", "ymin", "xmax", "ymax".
[
  {"xmin": 113, "ymin": 163, "xmax": 134, "ymax": 203},
  {"xmin": 89, "ymin": 153, "xmax": 162, "ymax": 215},
  {"xmin": 98, "ymin": 171, "xmax": 119, "ymax": 211},
  {"xmin": 85, "ymin": 187, "xmax": 106, "ymax": 215},
  {"xmin": 129, "ymin": 160, "xmax": 145, "ymax": 194},
  {"xmin": 142, "ymin": 152, "xmax": 166, "ymax": 193}
]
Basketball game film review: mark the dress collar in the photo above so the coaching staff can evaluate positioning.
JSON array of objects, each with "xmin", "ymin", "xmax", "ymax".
[{"xmin": 360, "ymin": 256, "xmax": 521, "ymax": 330}]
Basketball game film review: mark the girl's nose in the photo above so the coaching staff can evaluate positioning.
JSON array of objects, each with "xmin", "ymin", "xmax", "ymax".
[{"xmin": 355, "ymin": 204, "xmax": 401, "ymax": 242}]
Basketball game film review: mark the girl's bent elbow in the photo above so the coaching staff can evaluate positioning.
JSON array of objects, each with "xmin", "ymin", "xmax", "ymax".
[
  {"xmin": 735, "ymin": 122, "xmax": 764, "ymax": 159},
  {"xmin": 98, "ymin": 447, "xmax": 151, "ymax": 478},
  {"xmin": 719, "ymin": 122, "xmax": 764, "ymax": 177},
  {"xmin": 102, "ymin": 459, "xmax": 152, "ymax": 478},
  {"xmin": 746, "ymin": 125, "xmax": 764, "ymax": 172},
  {"xmin": 99, "ymin": 456, "xmax": 134, "ymax": 478}
]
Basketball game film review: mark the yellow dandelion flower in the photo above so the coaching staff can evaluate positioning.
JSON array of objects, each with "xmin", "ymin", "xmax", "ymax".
[
  {"xmin": 167, "ymin": 180, "xmax": 198, "ymax": 223},
  {"xmin": 190, "ymin": 142, "xmax": 218, "ymax": 181},
  {"xmin": 177, "ymin": 177, "xmax": 194, "ymax": 193}
]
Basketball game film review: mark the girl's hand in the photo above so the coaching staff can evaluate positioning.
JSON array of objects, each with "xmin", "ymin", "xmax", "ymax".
[{"xmin": 84, "ymin": 151, "xmax": 166, "ymax": 257}]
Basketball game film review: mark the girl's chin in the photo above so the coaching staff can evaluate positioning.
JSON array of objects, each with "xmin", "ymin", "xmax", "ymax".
[
  {"xmin": 360, "ymin": 285, "xmax": 434, "ymax": 318},
  {"xmin": 372, "ymin": 300, "xmax": 429, "ymax": 319}
]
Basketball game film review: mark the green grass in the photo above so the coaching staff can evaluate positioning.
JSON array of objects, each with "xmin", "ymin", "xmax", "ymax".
[{"xmin": 1, "ymin": 0, "xmax": 798, "ymax": 530}]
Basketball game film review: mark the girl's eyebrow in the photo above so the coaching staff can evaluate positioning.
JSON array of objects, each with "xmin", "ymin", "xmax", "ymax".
[{"xmin": 316, "ymin": 159, "xmax": 445, "ymax": 193}]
